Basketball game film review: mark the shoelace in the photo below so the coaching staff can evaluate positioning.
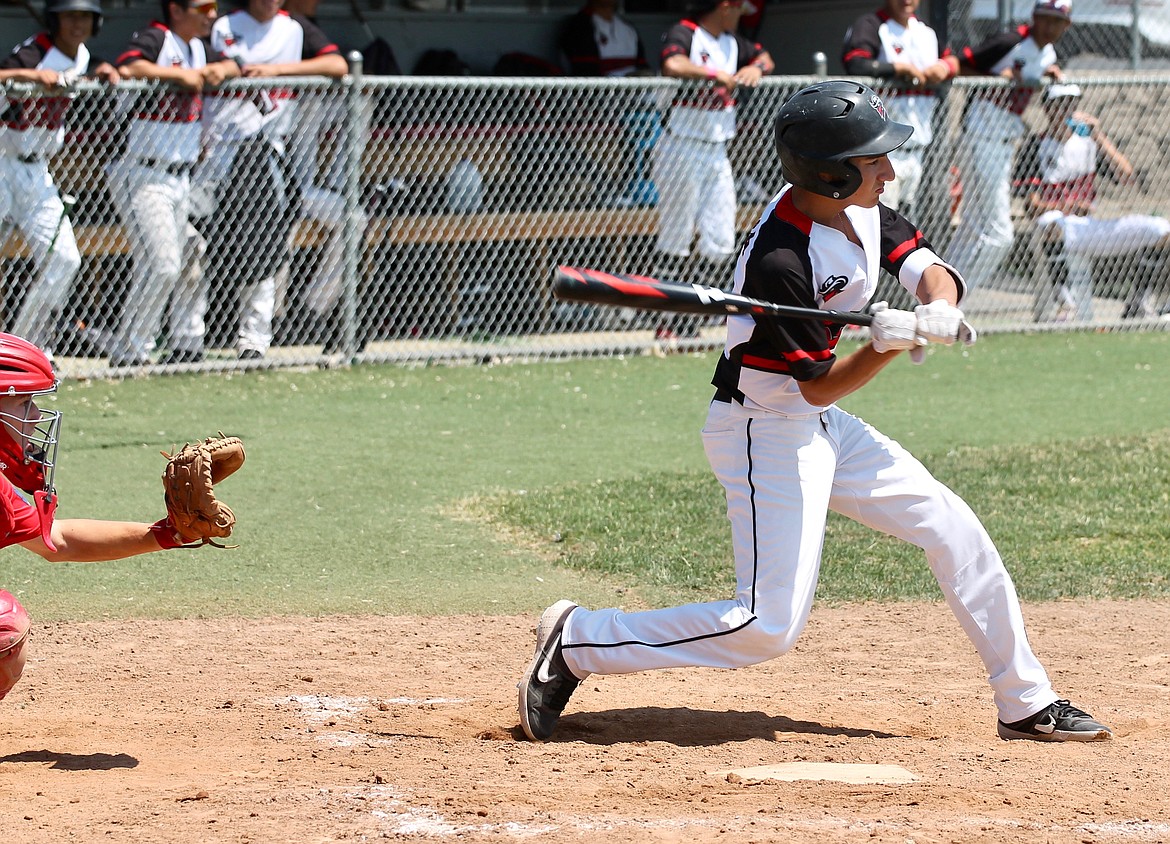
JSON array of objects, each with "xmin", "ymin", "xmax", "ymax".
[{"xmin": 1051, "ymin": 699, "xmax": 1091, "ymax": 720}]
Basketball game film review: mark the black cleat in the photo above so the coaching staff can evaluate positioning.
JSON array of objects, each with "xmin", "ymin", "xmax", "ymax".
[
  {"xmin": 998, "ymin": 699, "xmax": 1112, "ymax": 742},
  {"xmin": 517, "ymin": 600, "xmax": 582, "ymax": 741}
]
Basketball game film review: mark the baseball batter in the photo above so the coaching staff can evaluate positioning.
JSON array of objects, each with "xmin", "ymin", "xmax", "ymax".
[
  {"xmin": 519, "ymin": 81, "xmax": 1112, "ymax": 745},
  {"xmin": 946, "ymin": 0, "xmax": 1072, "ymax": 292},
  {"xmin": 0, "ymin": 0, "xmax": 118, "ymax": 353},
  {"xmin": 0, "ymin": 332, "xmax": 206, "ymax": 702},
  {"xmin": 104, "ymin": 0, "xmax": 240, "ymax": 367},
  {"xmin": 651, "ymin": 0, "xmax": 773, "ymax": 337}
]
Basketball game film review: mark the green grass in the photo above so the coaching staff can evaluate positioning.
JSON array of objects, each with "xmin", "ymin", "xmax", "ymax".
[
  {"xmin": 487, "ymin": 430, "xmax": 1170, "ymax": 606},
  {"xmin": 11, "ymin": 331, "xmax": 1170, "ymax": 620}
]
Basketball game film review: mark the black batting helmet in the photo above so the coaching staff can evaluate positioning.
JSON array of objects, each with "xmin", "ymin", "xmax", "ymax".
[
  {"xmin": 773, "ymin": 80, "xmax": 912, "ymax": 200},
  {"xmin": 46, "ymin": 0, "xmax": 104, "ymax": 35}
]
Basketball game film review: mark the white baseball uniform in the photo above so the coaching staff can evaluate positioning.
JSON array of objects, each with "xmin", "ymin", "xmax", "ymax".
[
  {"xmin": 104, "ymin": 22, "xmax": 225, "ymax": 364},
  {"xmin": 947, "ymin": 26, "xmax": 1057, "ymax": 291},
  {"xmin": 842, "ymin": 9, "xmax": 947, "ymax": 215},
  {"xmin": 0, "ymin": 33, "xmax": 85, "ymax": 352},
  {"xmin": 653, "ymin": 21, "xmax": 766, "ymax": 260},
  {"xmin": 195, "ymin": 9, "xmax": 339, "ymax": 356},
  {"xmin": 1031, "ymin": 131, "xmax": 1170, "ymax": 320},
  {"xmin": 279, "ymin": 85, "xmax": 368, "ymax": 324},
  {"xmin": 559, "ymin": 187, "xmax": 1061, "ymax": 725}
]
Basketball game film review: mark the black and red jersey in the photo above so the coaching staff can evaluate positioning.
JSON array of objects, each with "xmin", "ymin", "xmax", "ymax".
[{"xmin": 713, "ymin": 187, "xmax": 962, "ymax": 414}]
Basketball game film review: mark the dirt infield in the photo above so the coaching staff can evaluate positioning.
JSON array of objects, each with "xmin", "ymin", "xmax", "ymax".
[{"xmin": 3, "ymin": 600, "xmax": 1168, "ymax": 843}]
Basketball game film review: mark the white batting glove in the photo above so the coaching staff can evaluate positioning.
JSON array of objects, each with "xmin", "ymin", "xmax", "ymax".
[
  {"xmin": 957, "ymin": 318, "xmax": 978, "ymax": 346},
  {"xmin": 869, "ymin": 301, "xmax": 923, "ymax": 354},
  {"xmin": 914, "ymin": 300, "xmax": 965, "ymax": 345}
]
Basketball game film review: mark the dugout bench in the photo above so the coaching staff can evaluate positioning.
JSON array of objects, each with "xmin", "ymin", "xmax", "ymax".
[{"xmin": 2, "ymin": 205, "xmax": 768, "ymax": 345}]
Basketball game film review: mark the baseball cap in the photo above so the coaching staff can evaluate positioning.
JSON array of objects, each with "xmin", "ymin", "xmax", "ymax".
[
  {"xmin": 1044, "ymin": 82, "xmax": 1082, "ymax": 101},
  {"xmin": 1034, "ymin": 0, "xmax": 1072, "ymax": 21}
]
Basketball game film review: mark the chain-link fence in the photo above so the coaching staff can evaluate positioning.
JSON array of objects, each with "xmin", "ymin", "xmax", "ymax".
[
  {"xmin": 4, "ymin": 69, "xmax": 1170, "ymax": 380},
  {"xmin": 951, "ymin": 0, "xmax": 1170, "ymax": 71}
]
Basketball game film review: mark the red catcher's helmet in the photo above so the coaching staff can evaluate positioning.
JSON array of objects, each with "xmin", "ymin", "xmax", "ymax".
[{"xmin": 0, "ymin": 333, "xmax": 61, "ymax": 498}]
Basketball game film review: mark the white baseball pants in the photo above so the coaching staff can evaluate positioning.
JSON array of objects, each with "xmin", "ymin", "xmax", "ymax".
[
  {"xmin": 652, "ymin": 134, "xmax": 737, "ymax": 260},
  {"xmin": 562, "ymin": 399, "xmax": 1057, "ymax": 724},
  {"xmin": 1, "ymin": 157, "xmax": 81, "ymax": 351},
  {"xmin": 947, "ymin": 101, "xmax": 1023, "ymax": 291},
  {"xmin": 275, "ymin": 184, "xmax": 366, "ymax": 320},
  {"xmin": 106, "ymin": 161, "xmax": 204, "ymax": 360},
  {"xmin": 1037, "ymin": 210, "xmax": 1170, "ymax": 321},
  {"xmin": 885, "ymin": 144, "xmax": 925, "ymax": 217}
]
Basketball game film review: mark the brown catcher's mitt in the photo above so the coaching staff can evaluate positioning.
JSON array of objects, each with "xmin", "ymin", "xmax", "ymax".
[{"xmin": 161, "ymin": 434, "xmax": 246, "ymax": 547}]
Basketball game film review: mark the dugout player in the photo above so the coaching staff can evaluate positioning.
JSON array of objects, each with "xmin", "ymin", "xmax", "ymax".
[
  {"xmin": 558, "ymin": 0, "xmax": 650, "ymax": 78},
  {"xmin": 1022, "ymin": 83, "xmax": 1170, "ymax": 322},
  {"xmin": 518, "ymin": 80, "xmax": 1112, "ymax": 745},
  {"xmin": 652, "ymin": 0, "xmax": 773, "ymax": 339},
  {"xmin": 0, "ymin": 0, "xmax": 119, "ymax": 354},
  {"xmin": 841, "ymin": 0, "xmax": 955, "ymax": 218},
  {"xmin": 945, "ymin": 0, "xmax": 1072, "ymax": 292},
  {"xmin": 0, "ymin": 332, "xmax": 197, "ymax": 701},
  {"xmin": 104, "ymin": 0, "xmax": 241, "ymax": 367},
  {"xmin": 192, "ymin": 0, "xmax": 346, "ymax": 360}
]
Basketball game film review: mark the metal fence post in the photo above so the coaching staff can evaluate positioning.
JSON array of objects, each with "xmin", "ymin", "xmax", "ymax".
[
  {"xmin": 340, "ymin": 50, "xmax": 365, "ymax": 361},
  {"xmin": 1131, "ymin": 0, "xmax": 1143, "ymax": 70}
]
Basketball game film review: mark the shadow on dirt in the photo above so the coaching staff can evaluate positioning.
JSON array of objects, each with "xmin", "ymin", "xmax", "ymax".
[
  {"xmin": 0, "ymin": 750, "xmax": 139, "ymax": 770},
  {"xmin": 519, "ymin": 706, "xmax": 905, "ymax": 746}
]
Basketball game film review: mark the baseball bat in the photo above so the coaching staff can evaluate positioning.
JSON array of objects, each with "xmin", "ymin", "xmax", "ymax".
[{"xmin": 552, "ymin": 265, "xmax": 874, "ymax": 327}]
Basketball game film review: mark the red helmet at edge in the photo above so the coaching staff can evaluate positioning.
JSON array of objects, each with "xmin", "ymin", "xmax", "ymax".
[{"xmin": 0, "ymin": 333, "xmax": 61, "ymax": 495}]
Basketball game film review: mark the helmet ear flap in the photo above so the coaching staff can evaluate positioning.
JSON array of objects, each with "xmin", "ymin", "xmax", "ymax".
[{"xmin": 777, "ymin": 143, "xmax": 862, "ymax": 199}]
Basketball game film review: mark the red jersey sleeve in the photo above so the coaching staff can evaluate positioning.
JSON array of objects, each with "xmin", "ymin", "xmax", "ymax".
[{"xmin": 0, "ymin": 476, "xmax": 43, "ymax": 548}]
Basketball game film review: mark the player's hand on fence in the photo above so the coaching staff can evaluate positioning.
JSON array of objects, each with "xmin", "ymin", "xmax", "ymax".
[
  {"xmin": 914, "ymin": 300, "xmax": 966, "ymax": 345},
  {"xmin": 869, "ymin": 302, "xmax": 923, "ymax": 354},
  {"xmin": 56, "ymin": 68, "xmax": 82, "ymax": 89}
]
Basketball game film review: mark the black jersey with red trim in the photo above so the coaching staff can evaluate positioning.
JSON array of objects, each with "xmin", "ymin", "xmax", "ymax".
[
  {"xmin": 0, "ymin": 34, "xmax": 95, "ymax": 155},
  {"xmin": 712, "ymin": 186, "xmax": 963, "ymax": 414},
  {"xmin": 659, "ymin": 20, "xmax": 765, "ymax": 140},
  {"xmin": 114, "ymin": 23, "xmax": 232, "ymax": 162},
  {"xmin": 559, "ymin": 8, "xmax": 647, "ymax": 77},
  {"xmin": 957, "ymin": 25, "xmax": 1056, "ymax": 115}
]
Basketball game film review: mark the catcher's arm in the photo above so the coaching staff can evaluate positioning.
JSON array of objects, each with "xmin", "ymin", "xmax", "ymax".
[{"xmin": 22, "ymin": 519, "xmax": 181, "ymax": 562}]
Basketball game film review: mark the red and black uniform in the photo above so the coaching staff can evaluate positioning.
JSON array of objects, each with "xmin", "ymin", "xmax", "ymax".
[
  {"xmin": 558, "ymin": 7, "xmax": 647, "ymax": 77},
  {"xmin": 714, "ymin": 186, "xmax": 958, "ymax": 413}
]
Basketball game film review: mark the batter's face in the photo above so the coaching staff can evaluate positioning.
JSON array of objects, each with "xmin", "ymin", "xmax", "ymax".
[{"xmin": 846, "ymin": 154, "xmax": 896, "ymax": 207}]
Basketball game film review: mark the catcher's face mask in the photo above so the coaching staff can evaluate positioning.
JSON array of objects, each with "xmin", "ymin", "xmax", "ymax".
[
  {"xmin": 0, "ymin": 391, "xmax": 62, "ymax": 498},
  {"xmin": 0, "ymin": 390, "xmax": 62, "ymax": 550}
]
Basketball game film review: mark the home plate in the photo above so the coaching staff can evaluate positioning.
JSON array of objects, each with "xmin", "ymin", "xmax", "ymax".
[{"xmin": 711, "ymin": 762, "xmax": 918, "ymax": 785}]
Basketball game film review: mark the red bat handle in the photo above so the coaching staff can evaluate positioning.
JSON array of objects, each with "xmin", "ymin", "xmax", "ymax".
[{"xmin": 553, "ymin": 266, "xmax": 874, "ymax": 327}]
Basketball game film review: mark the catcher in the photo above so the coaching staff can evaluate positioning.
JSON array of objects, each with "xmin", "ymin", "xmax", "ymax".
[{"xmin": 0, "ymin": 331, "xmax": 243, "ymax": 701}]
